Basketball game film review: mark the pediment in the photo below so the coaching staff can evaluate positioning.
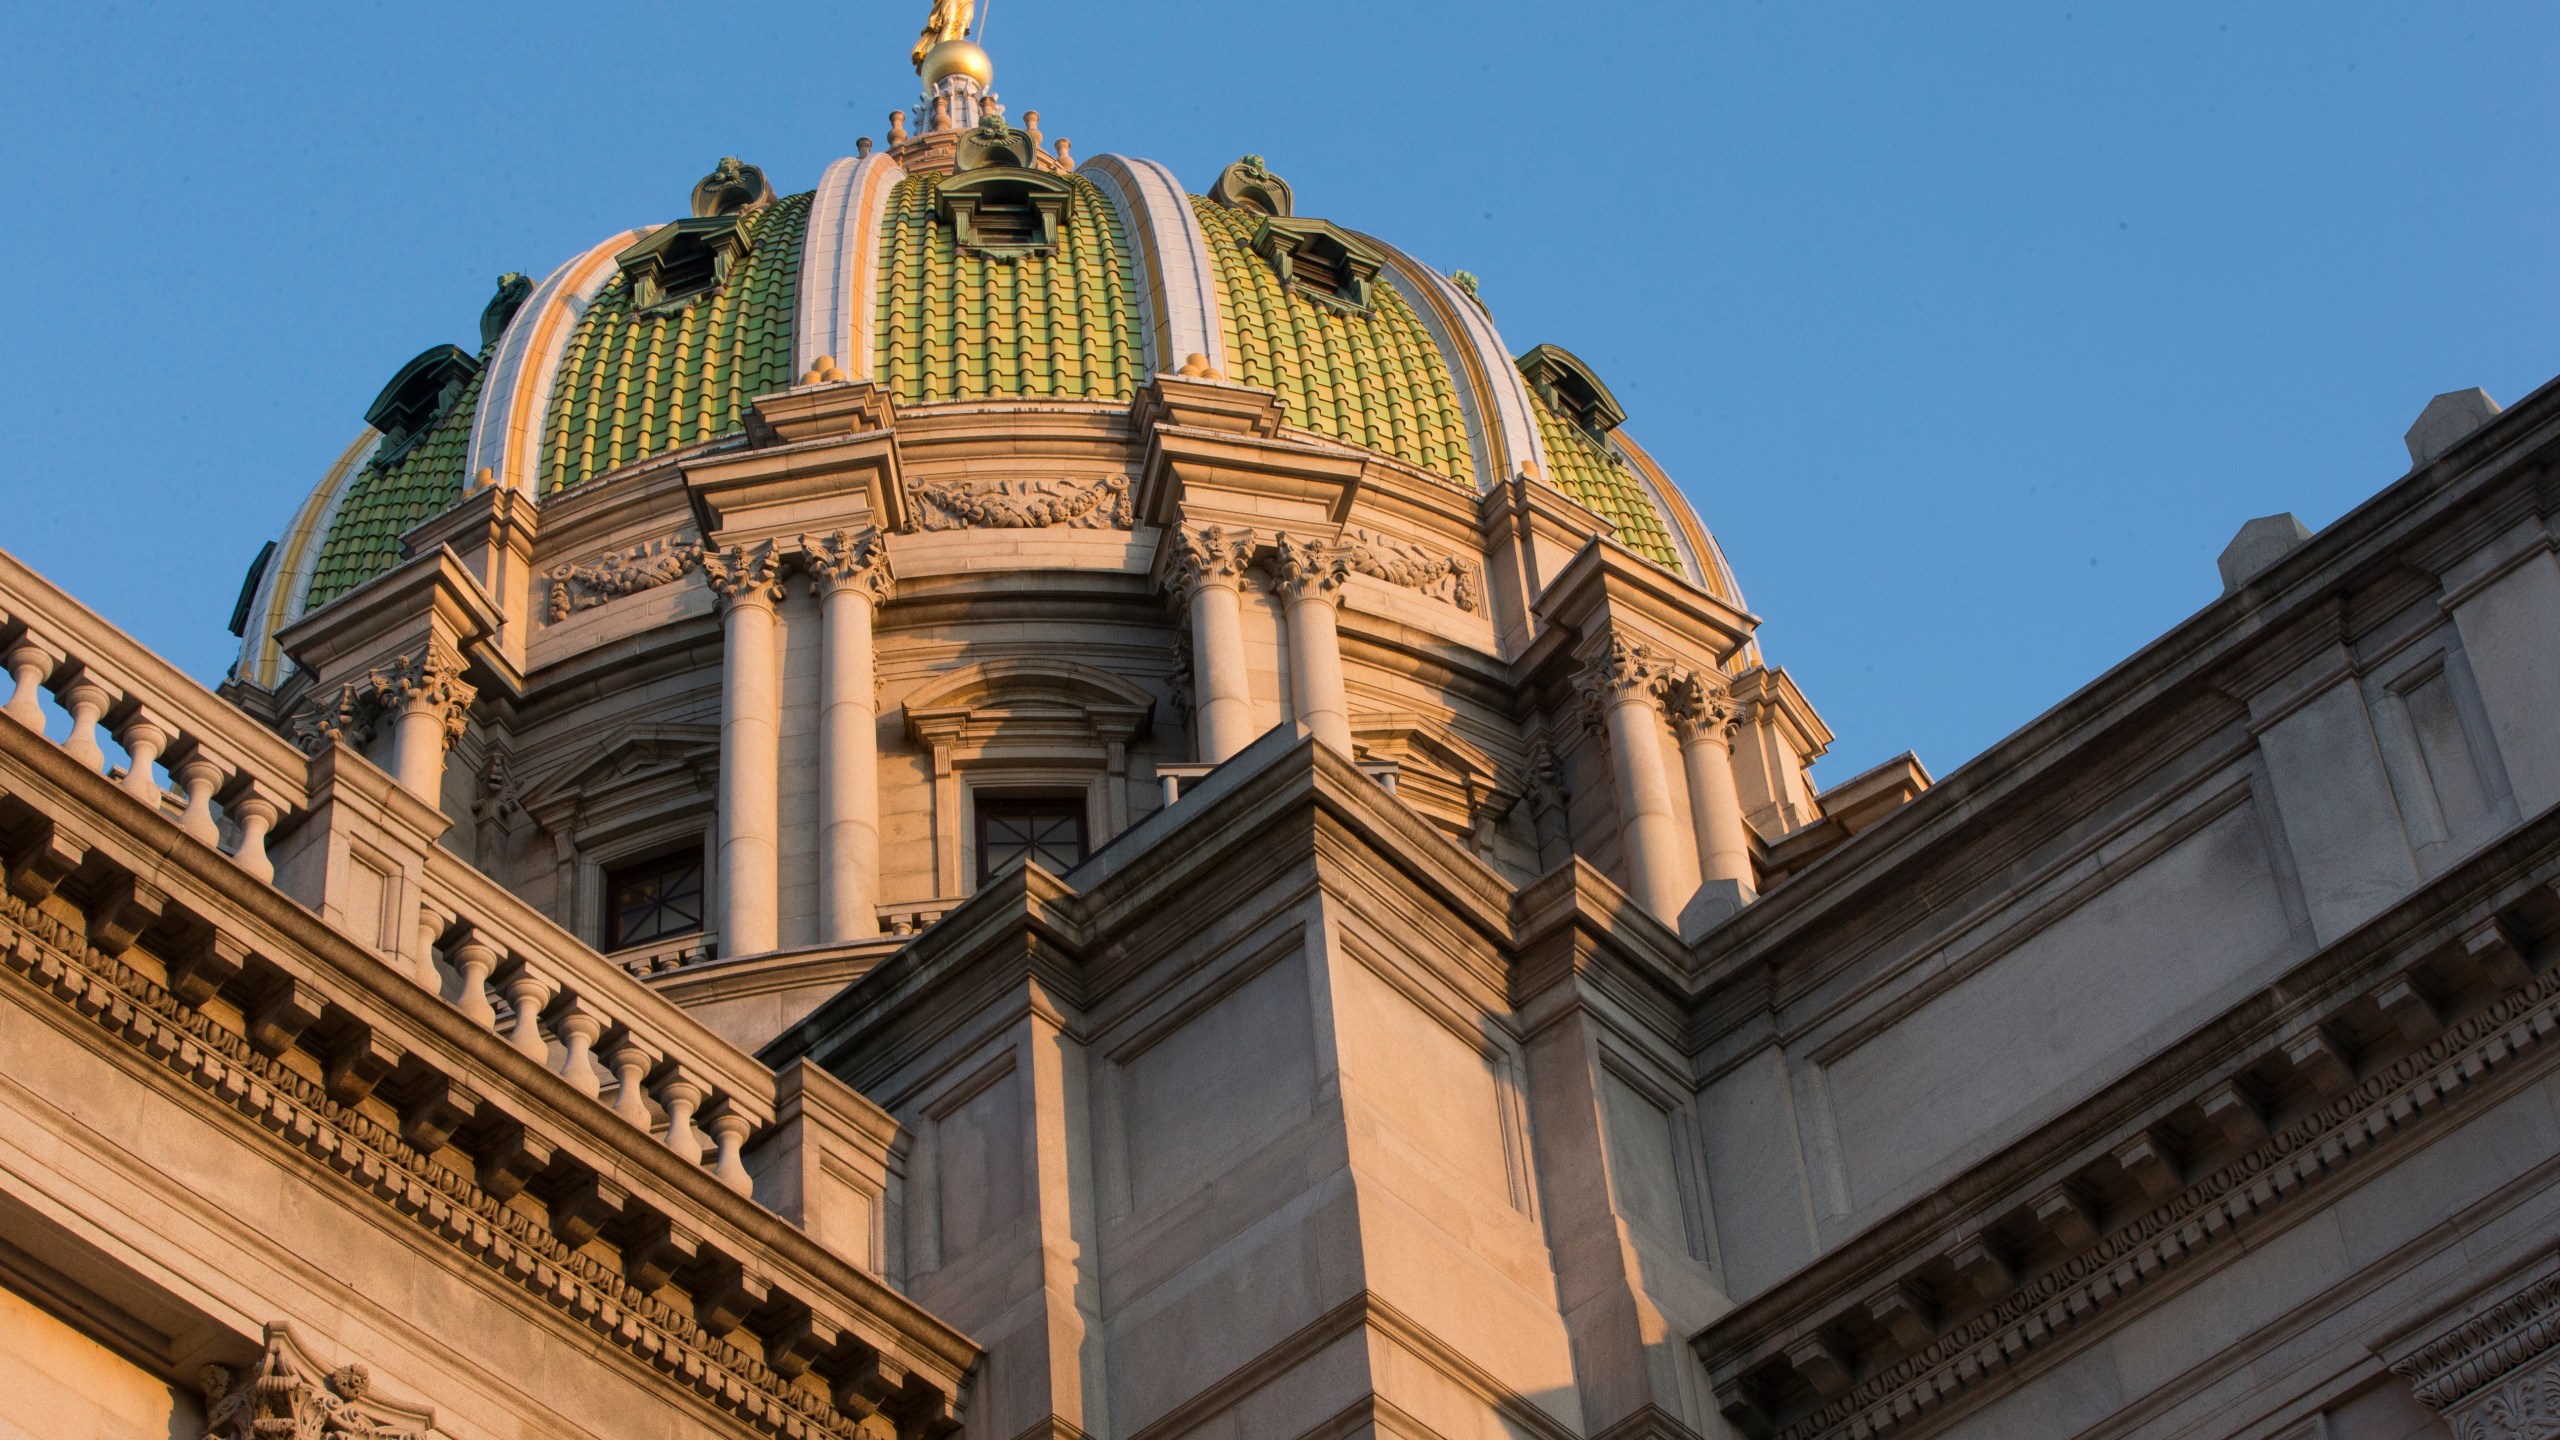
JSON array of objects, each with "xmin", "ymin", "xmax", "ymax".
[
  {"xmin": 903, "ymin": 659, "xmax": 1155, "ymax": 749},
  {"xmin": 520, "ymin": 721, "xmax": 721, "ymax": 822}
]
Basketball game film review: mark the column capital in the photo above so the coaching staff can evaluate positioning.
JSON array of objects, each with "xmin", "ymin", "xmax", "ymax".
[
  {"xmin": 702, "ymin": 539, "xmax": 788, "ymax": 608},
  {"xmin": 1266, "ymin": 532, "xmax": 1352, "ymax": 606},
  {"xmin": 1164, "ymin": 524, "xmax": 1257, "ymax": 600},
  {"xmin": 1579, "ymin": 632, "xmax": 1663, "ymax": 704},
  {"xmin": 1659, "ymin": 667, "xmax": 1742, "ymax": 746},
  {"xmin": 380, "ymin": 646, "xmax": 477, "ymax": 748},
  {"xmin": 799, "ymin": 526, "xmax": 895, "ymax": 603}
]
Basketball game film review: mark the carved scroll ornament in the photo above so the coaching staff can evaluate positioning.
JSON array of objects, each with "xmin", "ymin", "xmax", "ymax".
[
  {"xmin": 202, "ymin": 1324, "xmax": 430, "ymax": 1440},
  {"xmin": 2392, "ymin": 1263, "xmax": 2560, "ymax": 1440},
  {"xmin": 545, "ymin": 536, "xmax": 704, "ymax": 622},
  {"xmin": 914, "ymin": 475, "xmax": 1134, "ymax": 531}
]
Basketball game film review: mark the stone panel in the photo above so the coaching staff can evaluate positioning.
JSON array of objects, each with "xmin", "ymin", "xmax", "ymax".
[
  {"xmin": 2451, "ymin": 546, "xmax": 2560, "ymax": 816},
  {"xmin": 1825, "ymin": 799, "xmax": 2295, "ymax": 1215},
  {"xmin": 934, "ymin": 1063, "xmax": 1026, "ymax": 1266},
  {"xmin": 1124, "ymin": 949, "xmax": 1319, "ymax": 1217}
]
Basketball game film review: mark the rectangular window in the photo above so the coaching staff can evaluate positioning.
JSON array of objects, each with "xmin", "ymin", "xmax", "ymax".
[
  {"xmin": 604, "ymin": 849, "xmax": 706, "ymax": 950},
  {"xmin": 976, "ymin": 797, "xmax": 1088, "ymax": 884}
]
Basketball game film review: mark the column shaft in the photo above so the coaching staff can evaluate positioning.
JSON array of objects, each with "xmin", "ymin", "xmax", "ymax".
[
  {"xmin": 718, "ymin": 594, "xmax": 782, "ymax": 956},
  {"xmin": 1188, "ymin": 577, "xmax": 1256, "ymax": 763},
  {"xmin": 817, "ymin": 584, "xmax": 881, "ymax": 941},
  {"xmin": 391, "ymin": 706, "xmax": 447, "ymax": 803},
  {"xmin": 1284, "ymin": 593, "xmax": 1352, "ymax": 755},
  {"xmin": 1604, "ymin": 692, "xmax": 1693, "ymax": 924},
  {"xmin": 1679, "ymin": 727, "xmax": 1756, "ymax": 897}
]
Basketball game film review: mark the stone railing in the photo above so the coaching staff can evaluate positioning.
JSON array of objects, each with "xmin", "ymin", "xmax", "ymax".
[
  {"xmin": 0, "ymin": 544, "xmax": 970, "ymax": 1435},
  {"xmin": 0, "ymin": 548, "xmax": 304, "ymax": 882}
]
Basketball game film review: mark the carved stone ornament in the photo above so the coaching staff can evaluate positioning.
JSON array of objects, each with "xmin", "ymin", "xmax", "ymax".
[
  {"xmin": 545, "ymin": 536, "xmax": 704, "ymax": 622},
  {"xmin": 1266, "ymin": 532, "xmax": 1352, "ymax": 604},
  {"xmin": 699, "ymin": 539, "xmax": 787, "ymax": 605},
  {"xmin": 1340, "ymin": 528, "xmax": 1480, "ymax": 612},
  {"xmin": 2392, "ymin": 1261, "xmax": 2560, "ymax": 1440},
  {"xmin": 914, "ymin": 475, "xmax": 1134, "ymax": 531},
  {"xmin": 1164, "ymin": 525, "xmax": 1257, "ymax": 598},
  {"xmin": 1659, "ymin": 668, "xmax": 1741, "ymax": 745},
  {"xmin": 800, "ymin": 526, "xmax": 895, "ymax": 601},
  {"xmin": 201, "ymin": 1323, "xmax": 432, "ymax": 1440},
  {"xmin": 1582, "ymin": 634, "xmax": 1660, "ymax": 702},
  {"xmin": 288, "ymin": 647, "xmax": 476, "ymax": 756}
]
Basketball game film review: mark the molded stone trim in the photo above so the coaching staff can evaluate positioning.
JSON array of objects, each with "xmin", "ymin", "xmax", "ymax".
[
  {"xmin": 797, "ymin": 153, "xmax": 907, "ymax": 382},
  {"xmin": 463, "ymin": 227, "xmax": 652, "ymax": 497},
  {"xmin": 1079, "ymin": 155, "xmax": 1222, "ymax": 379},
  {"xmin": 1366, "ymin": 241, "xmax": 1549, "ymax": 494}
]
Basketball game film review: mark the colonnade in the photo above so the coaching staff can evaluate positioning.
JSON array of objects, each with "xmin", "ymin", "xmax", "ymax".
[
  {"xmin": 1168, "ymin": 525, "xmax": 1358, "ymax": 764},
  {"xmin": 704, "ymin": 531, "xmax": 894, "ymax": 957},
  {"xmin": 1580, "ymin": 630, "xmax": 1757, "ymax": 930}
]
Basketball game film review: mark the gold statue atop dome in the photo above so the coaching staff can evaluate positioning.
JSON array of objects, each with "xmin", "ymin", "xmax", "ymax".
[{"xmin": 911, "ymin": 0, "xmax": 975, "ymax": 72}]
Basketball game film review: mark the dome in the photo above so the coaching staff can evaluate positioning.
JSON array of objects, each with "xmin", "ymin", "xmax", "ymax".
[{"xmin": 234, "ymin": 132, "xmax": 1746, "ymax": 685}]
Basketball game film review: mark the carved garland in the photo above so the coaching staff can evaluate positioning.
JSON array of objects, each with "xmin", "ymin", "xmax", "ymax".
[
  {"xmin": 547, "ymin": 536, "xmax": 705, "ymax": 622},
  {"xmin": 1339, "ymin": 528, "xmax": 1479, "ymax": 612},
  {"xmin": 913, "ymin": 476, "xmax": 1133, "ymax": 531},
  {"xmin": 1758, "ymin": 960, "xmax": 2560, "ymax": 1440},
  {"xmin": 0, "ymin": 888, "xmax": 899, "ymax": 1440}
]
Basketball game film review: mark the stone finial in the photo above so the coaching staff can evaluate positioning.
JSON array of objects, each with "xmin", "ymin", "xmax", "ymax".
[
  {"xmin": 888, "ymin": 110, "xmax": 909, "ymax": 145},
  {"xmin": 2216, "ymin": 513, "xmax": 2313, "ymax": 595},
  {"xmin": 1054, "ymin": 136, "xmax": 1072, "ymax": 166},
  {"xmin": 2404, "ymin": 387, "xmax": 2502, "ymax": 467},
  {"xmin": 800, "ymin": 354, "xmax": 849, "ymax": 386},
  {"xmin": 856, "ymin": 136, "xmax": 873, "ymax": 158},
  {"xmin": 1176, "ymin": 352, "xmax": 1218, "ymax": 379}
]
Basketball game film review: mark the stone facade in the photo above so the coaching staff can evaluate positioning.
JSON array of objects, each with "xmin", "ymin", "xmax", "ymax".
[{"xmin": 0, "ymin": 28, "xmax": 2554, "ymax": 1440}]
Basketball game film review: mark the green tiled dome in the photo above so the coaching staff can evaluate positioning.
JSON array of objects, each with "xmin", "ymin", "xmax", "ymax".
[
  {"xmin": 1530, "ymin": 395, "xmax": 1683, "ymax": 571},
  {"xmin": 1192, "ymin": 199, "xmax": 1470, "ymax": 491},
  {"xmin": 873, "ymin": 174, "xmax": 1141, "ymax": 405},
  {"xmin": 541, "ymin": 191, "xmax": 811, "ymax": 494}
]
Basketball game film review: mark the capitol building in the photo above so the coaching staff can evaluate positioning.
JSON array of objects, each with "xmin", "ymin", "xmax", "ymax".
[{"xmin": 4, "ymin": 14, "xmax": 2558, "ymax": 1440}]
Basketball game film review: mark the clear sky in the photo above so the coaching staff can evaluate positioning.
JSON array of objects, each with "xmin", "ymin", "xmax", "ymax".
[{"xmin": 3, "ymin": 2, "xmax": 2553, "ymax": 786}]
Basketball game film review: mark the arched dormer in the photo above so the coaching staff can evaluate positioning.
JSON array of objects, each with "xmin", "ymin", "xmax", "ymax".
[
  {"xmin": 1516, "ymin": 342, "xmax": 1627, "ymax": 445},
  {"xmin": 363, "ymin": 344, "xmax": 481, "ymax": 468},
  {"xmin": 900, "ymin": 659, "xmax": 1157, "ymax": 896}
]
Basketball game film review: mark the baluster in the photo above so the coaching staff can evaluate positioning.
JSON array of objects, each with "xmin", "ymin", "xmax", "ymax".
[
  {"xmin": 172, "ymin": 755, "xmax": 225, "ymax": 845},
  {"xmin": 707, "ymin": 1107, "xmax": 755, "ymax": 1195},
  {"xmin": 413, "ymin": 902, "xmax": 455, "ymax": 992},
  {"xmin": 229, "ymin": 788, "xmax": 279, "ymax": 885},
  {"xmin": 114, "ymin": 709, "xmax": 170, "ymax": 805},
  {"xmin": 449, "ymin": 929, "xmax": 502, "ymax": 1030},
  {"xmin": 554, "ymin": 1000, "xmax": 605, "ymax": 1099},
  {"xmin": 499, "ymin": 965, "xmax": 557, "ymax": 1063},
  {"xmin": 58, "ymin": 677, "xmax": 112, "ymax": 773},
  {"xmin": 655, "ymin": 1068, "xmax": 709, "ymax": 1162},
  {"xmin": 607, "ymin": 1038, "xmax": 659, "ymax": 1130},
  {"xmin": 2, "ymin": 637, "xmax": 54, "ymax": 730}
]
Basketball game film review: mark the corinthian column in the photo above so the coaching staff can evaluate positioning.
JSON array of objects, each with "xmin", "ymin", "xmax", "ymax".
[
  {"xmin": 1662, "ymin": 669, "xmax": 1757, "ymax": 906},
  {"xmin": 1580, "ymin": 634, "xmax": 1692, "ymax": 925},
  {"xmin": 1269, "ymin": 533, "xmax": 1354, "ymax": 756},
  {"xmin": 801, "ymin": 528, "xmax": 894, "ymax": 943},
  {"xmin": 383, "ymin": 646, "xmax": 475, "ymax": 806},
  {"xmin": 702, "ymin": 540, "xmax": 786, "ymax": 957},
  {"xmin": 1166, "ymin": 526, "xmax": 1258, "ymax": 763}
]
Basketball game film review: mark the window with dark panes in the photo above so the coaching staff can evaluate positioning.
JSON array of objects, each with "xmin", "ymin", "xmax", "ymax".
[
  {"xmin": 603, "ymin": 849, "xmax": 705, "ymax": 950},
  {"xmin": 976, "ymin": 798, "xmax": 1087, "ymax": 884}
]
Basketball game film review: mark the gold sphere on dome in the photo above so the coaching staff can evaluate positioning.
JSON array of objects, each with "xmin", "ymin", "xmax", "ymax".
[{"xmin": 919, "ymin": 39, "xmax": 993, "ymax": 87}]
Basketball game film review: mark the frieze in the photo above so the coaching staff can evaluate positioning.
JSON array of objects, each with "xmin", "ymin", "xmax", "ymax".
[
  {"xmin": 545, "ymin": 536, "xmax": 705, "ymax": 622},
  {"xmin": 913, "ymin": 475, "xmax": 1133, "ymax": 531}
]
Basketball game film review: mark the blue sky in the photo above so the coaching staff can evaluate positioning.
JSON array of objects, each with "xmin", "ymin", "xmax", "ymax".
[{"xmin": 3, "ymin": 2, "xmax": 2552, "ymax": 785}]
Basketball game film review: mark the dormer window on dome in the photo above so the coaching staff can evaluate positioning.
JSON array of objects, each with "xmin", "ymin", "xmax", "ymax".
[
  {"xmin": 937, "ymin": 115, "xmax": 1071, "ymax": 260},
  {"xmin": 1517, "ymin": 343, "xmax": 1629, "ymax": 445},
  {"xmin": 363, "ymin": 344, "xmax": 482, "ymax": 467},
  {"xmin": 612, "ymin": 158, "xmax": 774, "ymax": 313},
  {"xmin": 1251, "ymin": 218, "xmax": 1384, "ymax": 315}
]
